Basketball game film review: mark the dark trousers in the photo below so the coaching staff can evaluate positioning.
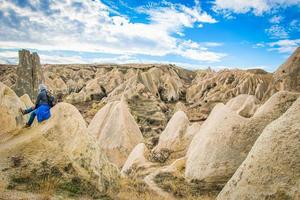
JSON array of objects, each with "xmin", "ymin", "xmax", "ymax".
[{"xmin": 24, "ymin": 107, "xmax": 36, "ymax": 126}]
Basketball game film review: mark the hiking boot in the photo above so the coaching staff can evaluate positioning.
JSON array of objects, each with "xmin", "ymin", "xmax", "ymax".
[
  {"xmin": 20, "ymin": 108, "xmax": 26, "ymax": 115},
  {"xmin": 23, "ymin": 124, "xmax": 31, "ymax": 128}
]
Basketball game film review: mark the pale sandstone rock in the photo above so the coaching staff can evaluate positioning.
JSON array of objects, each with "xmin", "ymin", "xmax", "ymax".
[
  {"xmin": 273, "ymin": 46, "xmax": 300, "ymax": 92},
  {"xmin": 65, "ymin": 91, "xmax": 86, "ymax": 104},
  {"xmin": 0, "ymin": 82, "xmax": 27, "ymax": 136},
  {"xmin": 19, "ymin": 94, "xmax": 34, "ymax": 108},
  {"xmin": 88, "ymin": 98, "xmax": 144, "ymax": 168},
  {"xmin": 121, "ymin": 143, "xmax": 152, "ymax": 176},
  {"xmin": 186, "ymin": 69, "xmax": 272, "ymax": 104},
  {"xmin": 174, "ymin": 101, "xmax": 187, "ymax": 113},
  {"xmin": 186, "ymin": 69, "xmax": 272, "ymax": 122},
  {"xmin": 153, "ymin": 111, "xmax": 189, "ymax": 154},
  {"xmin": 185, "ymin": 103, "xmax": 249, "ymax": 184},
  {"xmin": 0, "ymin": 101, "xmax": 120, "ymax": 194},
  {"xmin": 217, "ymin": 97, "xmax": 300, "ymax": 200},
  {"xmin": 226, "ymin": 94, "xmax": 260, "ymax": 117},
  {"xmin": 185, "ymin": 91, "xmax": 299, "ymax": 188},
  {"xmin": 45, "ymin": 77, "xmax": 68, "ymax": 95},
  {"xmin": 136, "ymin": 67, "xmax": 185, "ymax": 102},
  {"xmin": 184, "ymin": 122, "xmax": 201, "ymax": 142}
]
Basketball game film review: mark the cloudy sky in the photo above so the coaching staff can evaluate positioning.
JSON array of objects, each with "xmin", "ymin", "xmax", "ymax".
[{"xmin": 0, "ymin": 0, "xmax": 299, "ymax": 71}]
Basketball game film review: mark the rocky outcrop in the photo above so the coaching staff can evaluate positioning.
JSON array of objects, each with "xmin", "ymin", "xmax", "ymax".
[
  {"xmin": 185, "ymin": 91, "xmax": 299, "ymax": 188},
  {"xmin": 272, "ymin": 46, "xmax": 300, "ymax": 93},
  {"xmin": 14, "ymin": 50, "xmax": 44, "ymax": 100},
  {"xmin": 19, "ymin": 94, "xmax": 34, "ymax": 108},
  {"xmin": 186, "ymin": 69, "xmax": 272, "ymax": 121},
  {"xmin": 0, "ymin": 82, "xmax": 27, "ymax": 136},
  {"xmin": 218, "ymin": 97, "xmax": 300, "ymax": 200},
  {"xmin": 137, "ymin": 67, "xmax": 185, "ymax": 102},
  {"xmin": 187, "ymin": 69, "xmax": 272, "ymax": 104},
  {"xmin": 174, "ymin": 101, "xmax": 187, "ymax": 113},
  {"xmin": 152, "ymin": 111, "xmax": 201, "ymax": 163},
  {"xmin": 88, "ymin": 98, "xmax": 144, "ymax": 168},
  {"xmin": 153, "ymin": 111, "xmax": 189, "ymax": 154},
  {"xmin": 226, "ymin": 94, "xmax": 260, "ymax": 117},
  {"xmin": 0, "ymin": 85, "xmax": 120, "ymax": 196},
  {"xmin": 121, "ymin": 143, "xmax": 153, "ymax": 176},
  {"xmin": 185, "ymin": 103, "xmax": 249, "ymax": 184}
]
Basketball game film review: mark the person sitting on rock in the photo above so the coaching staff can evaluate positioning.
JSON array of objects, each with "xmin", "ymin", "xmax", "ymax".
[{"xmin": 21, "ymin": 84, "xmax": 55, "ymax": 128}]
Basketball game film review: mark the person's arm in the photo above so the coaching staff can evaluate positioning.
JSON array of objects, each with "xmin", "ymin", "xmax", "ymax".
[{"xmin": 35, "ymin": 92, "xmax": 42, "ymax": 108}]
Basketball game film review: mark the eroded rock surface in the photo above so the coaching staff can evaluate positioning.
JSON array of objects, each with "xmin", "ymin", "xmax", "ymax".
[
  {"xmin": 218, "ymin": 97, "xmax": 300, "ymax": 200},
  {"xmin": 121, "ymin": 143, "xmax": 153, "ymax": 176},
  {"xmin": 226, "ymin": 94, "xmax": 260, "ymax": 117},
  {"xmin": 14, "ymin": 49, "xmax": 44, "ymax": 99},
  {"xmin": 0, "ymin": 84, "xmax": 120, "ymax": 196},
  {"xmin": 88, "ymin": 98, "xmax": 144, "ymax": 168},
  {"xmin": 185, "ymin": 91, "xmax": 299, "ymax": 188},
  {"xmin": 0, "ymin": 82, "xmax": 27, "ymax": 136},
  {"xmin": 272, "ymin": 46, "xmax": 300, "ymax": 93},
  {"xmin": 185, "ymin": 103, "xmax": 249, "ymax": 184}
]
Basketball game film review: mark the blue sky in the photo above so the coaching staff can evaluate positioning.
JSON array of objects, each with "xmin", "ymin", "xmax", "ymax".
[{"xmin": 0, "ymin": 0, "xmax": 299, "ymax": 72}]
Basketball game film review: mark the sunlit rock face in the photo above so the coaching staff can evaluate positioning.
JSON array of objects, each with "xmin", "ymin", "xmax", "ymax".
[
  {"xmin": 217, "ymin": 97, "xmax": 300, "ymax": 200},
  {"xmin": 88, "ymin": 98, "xmax": 144, "ymax": 168},
  {"xmin": 267, "ymin": 46, "xmax": 300, "ymax": 95},
  {"xmin": 0, "ymin": 83, "xmax": 120, "ymax": 196},
  {"xmin": 185, "ymin": 91, "xmax": 299, "ymax": 189},
  {"xmin": 225, "ymin": 94, "xmax": 260, "ymax": 118},
  {"xmin": 0, "ymin": 82, "xmax": 27, "ymax": 136}
]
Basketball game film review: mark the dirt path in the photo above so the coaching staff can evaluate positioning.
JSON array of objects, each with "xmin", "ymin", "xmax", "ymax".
[{"xmin": 144, "ymin": 167, "xmax": 175, "ymax": 200}]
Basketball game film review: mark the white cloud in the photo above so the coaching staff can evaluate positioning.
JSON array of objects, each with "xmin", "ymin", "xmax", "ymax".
[
  {"xmin": 253, "ymin": 43, "xmax": 266, "ymax": 48},
  {"xmin": 40, "ymin": 54, "xmax": 87, "ymax": 64},
  {"xmin": 289, "ymin": 19, "xmax": 300, "ymax": 31},
  {"xmin": 213, "ymin": 0, "xmax": 300, "ymax": 15},
  {"xmin": 265, "ymin": 25, "xmax": 289, "ymax": 39},
  {"xmin": 269, "ymin": 15, "xmax": 283, "ymax": 24},
  {"xmin": 268, "ymin": 39, "xmax": 300, "ymax": 53},
  {"xmin": 0, "ymin": 0, "xmax": 223, "ymax": 64},
  {"xmin": 0, "ymin": 51, "xmax": 18, "ymax": 64}
]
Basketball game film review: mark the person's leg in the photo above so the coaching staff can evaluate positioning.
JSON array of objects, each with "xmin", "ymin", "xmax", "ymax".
[
  {"xmin": 24, "ymin": 107, "xmax": 34, "ymax": 114},
  {"xmin": 21, "ymin": 107, "xmax": 34, "ymax": 115},
  {"xmin": 26, "ymin": 110, "xmax": 36, "ymax": 126}
]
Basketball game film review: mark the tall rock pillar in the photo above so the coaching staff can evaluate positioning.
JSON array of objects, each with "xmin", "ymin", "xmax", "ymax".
[{"xmin": 15, "ymin": 49, "xmax": 44, "ymax": 100}]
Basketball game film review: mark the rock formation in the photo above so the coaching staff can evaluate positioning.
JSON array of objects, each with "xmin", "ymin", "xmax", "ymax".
[
  {"xmin": 225, "ymin": 94, "xmax": 260, "ymax": 117},
  {"xmin": 217, "ymin": 97, "xmax": 300, "ymax": 200},
  {"xmin": 185, "ymin": 103, "xmax": 249, "ymax": 184},
  {"xmin": 19, "ymin": 94, "xmax": 34, "ymax": 108},
  {"xmin": 186, "ymin": 69, "xmax": 271, "ymax": 104},
  {"xmin": 121, "ymin": 143, "xmax": 153, "ymax": 176},
  {"xmin": 0, "ymin": 83, "xmax": 120, "ymax": 196},
  {"xmin": 87, "ymin": 98, "xmax": 144, "ymax": 168},
  {"xmin": 186, "ymin": 69, "xmax": 272, "ymax": 121},
  {"xmin": 272, "ymin": 46, "xmax": 300, "ymax": 93},
  {"xmin": 174, "ymin": 101, "xmax": 187, "ymax": 113},
  {"xmin": 185, "ymin": 91, "xmax": 299, "ymax": 188},
  {"xmin": 14, "ymin": 49, "xmax": 44, "ymax": 100},
  {"xmin": 0, "ymin": 82, "xmax": 27, "ymax": 136},
  {"xmin": 152, "ymin": 111, "xmax": 200, "ymax": 161},
  {"xmin": 153, "ymin": 111, "xmax": 189, "ymax": 154},
  {"xmin": 136, "ymin": 67, "xmax": 185, "ymax": 102}
]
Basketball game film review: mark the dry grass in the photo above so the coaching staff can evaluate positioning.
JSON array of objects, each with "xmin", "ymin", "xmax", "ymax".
[
  {"xmin": 117, "ymin": 177, "xmax": 163, "ymax": 200},
  {"xmin": 154, "ymin": 172, "xmax": 218, "ymax": 200}
]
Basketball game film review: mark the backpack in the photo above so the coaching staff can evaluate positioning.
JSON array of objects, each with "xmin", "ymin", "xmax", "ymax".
[{"xmin": 46, "ymin": 90, "xmax": 56, "ymax": 107}]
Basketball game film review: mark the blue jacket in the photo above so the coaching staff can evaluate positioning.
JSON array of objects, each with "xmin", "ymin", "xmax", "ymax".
[
  {"xmin": 35, "ymin": 89, "xmax": 51, "ymax": 122},
  {"xmin": 35, "ymin": 89, "xmax": 49, "ymax": 108}
]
